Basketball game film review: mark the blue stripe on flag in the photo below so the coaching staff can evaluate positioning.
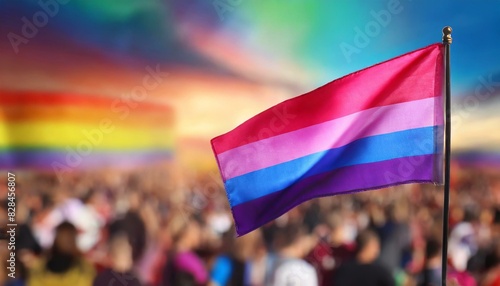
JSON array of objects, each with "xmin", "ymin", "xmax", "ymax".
[{"xmin": 225, "ymin": 126, "xmax": 437, "ymax": 206}]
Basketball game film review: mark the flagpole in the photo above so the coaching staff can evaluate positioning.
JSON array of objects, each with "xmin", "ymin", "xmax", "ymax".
[{"xmin": 441, "ymin": 26, "xmax": 452, "ymax": 286}]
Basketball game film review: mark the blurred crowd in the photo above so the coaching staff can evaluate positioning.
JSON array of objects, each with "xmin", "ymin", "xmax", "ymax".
[{"xmin": 1, "ymin": 165, "xmax": 500, "ymax": 286}]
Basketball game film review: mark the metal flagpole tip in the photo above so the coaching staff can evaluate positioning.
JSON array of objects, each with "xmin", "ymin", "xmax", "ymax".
[{"xmin": 442, "ymin": 26, "xmax": 452, "ymax": 44}]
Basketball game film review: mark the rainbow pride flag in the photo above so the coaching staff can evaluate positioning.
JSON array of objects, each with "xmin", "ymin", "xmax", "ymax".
[
  {"xmin": 212, "ymin": 44, "xmax": 444, "ymax": 236},
  {"xmin": 0, "ymin": 90, "xmax": 174, "ymax": 171}
]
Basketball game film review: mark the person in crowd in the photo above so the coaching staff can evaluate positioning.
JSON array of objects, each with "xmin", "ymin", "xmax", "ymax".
[
  {"xmin": 161, "ymin": 214, "xmax": 208, "ymax": 286},
  {"xmin": 333, "ymin": 229, "xmax": 395, "ymax": 286},
  {"xmin": 484, "ymin": 271, "xmax": 500, "ymax": 286},
  {"xmin": 447, "ymin": 208, "xmax": 478, "ymax": 286},
  {"xmin": 306, "ymin": 212, "xmax": 355, "ymax": 286},
  {"xmin": 109, "ymin": 190, "xmax": 147, "ymax": 262},
  {"xmin": 449, "ymin": 208, "xmax": 479, "ymax": 273},
  {"xmin": 208, "ymin": 227, "xmax": 248, "ymax": 286},
  {"xmin": 375, "ymin": 203, "xmax": 412, "ymax": 274},
  {"xmin": 93, "ymin": 232, "xmax": 142, "ymax": 286},
  {"xmin": 240, "ymin": 229, "xmax": 271, "ymax": 286},
  {"xmin": 27, "ymin": 221, "xmax": 96, "ymax": 286},
  {"xmin": 416, "ymin": 237, "xmax": 442, "ymax": 286},
  {"xmin": 482, "ymin": 240, "xmax": 500, "ymax": 286},
  {"xmin": 267, "ymin": 223, "xmax": 318, "ymax": 286}
]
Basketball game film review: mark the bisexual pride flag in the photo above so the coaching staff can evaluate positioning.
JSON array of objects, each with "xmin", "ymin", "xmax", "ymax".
[{"xmin": 212, "ymin": 44, "xmax": 444, "ymax": 236}]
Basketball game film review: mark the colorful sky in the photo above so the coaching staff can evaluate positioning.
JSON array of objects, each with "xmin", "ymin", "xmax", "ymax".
[{"xmin": 1, "ymin": 0, "xmax": 499, "ymax": 170}]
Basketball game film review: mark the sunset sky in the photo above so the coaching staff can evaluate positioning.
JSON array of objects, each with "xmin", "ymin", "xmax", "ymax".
[{"xmin": 1, "ymin": 0, "xmax": 499, "ymax": 169}]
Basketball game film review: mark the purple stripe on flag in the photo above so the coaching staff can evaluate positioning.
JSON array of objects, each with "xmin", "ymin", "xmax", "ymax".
[
  {"xmin": 218, "ymin": 97, "xmax": 442, "ymax": 180},
  {"xmin": 0, "ymin": 150, "xmax": 172, "ymax": 169},
  {"xmin": 231, "ymin": 154, "xmax": 437, "ymax": 236}
]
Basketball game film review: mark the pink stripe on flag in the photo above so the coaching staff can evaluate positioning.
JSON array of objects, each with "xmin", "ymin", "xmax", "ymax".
[
  {"xmin": 212, "ymin": 44, "xmax": 443, "ymax": 154},
  {"xmin": 218, "ymin": 97, "xmax": 442, "ymax": 180}
]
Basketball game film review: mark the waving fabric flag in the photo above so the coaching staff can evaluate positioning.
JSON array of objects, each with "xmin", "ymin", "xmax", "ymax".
[
  {"xmin": 0, "ymin": 90, "xmax": 174, "ymax": 170},
  {"xmin": 212, "ymin": 43, "xmax": 444, "ymax": 236}
]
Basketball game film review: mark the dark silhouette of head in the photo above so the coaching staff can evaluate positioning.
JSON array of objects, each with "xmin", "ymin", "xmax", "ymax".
[
  {"xmin": 46, "ymin": 221, "xmax": 80, "ymax": 273},
  {"xmin": 355, "ymin": 229, "xmax": 380, "ymax": 263},
  {"xmin": 425, "ymin": 237, "xmax": 441, "ymax": 261},
  {"xmin": 274, "ymin": 223, "xmax": 313, "ymax": 258}
]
